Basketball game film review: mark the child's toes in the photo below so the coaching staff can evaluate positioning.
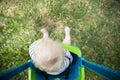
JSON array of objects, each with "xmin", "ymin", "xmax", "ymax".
[
  {"xmin": 65, "ymin": 26, "xmax": 70, "ymax": 32},
  {"xmin": 41, "ymin": 28, "xmax": 47, "ymax": 33}
]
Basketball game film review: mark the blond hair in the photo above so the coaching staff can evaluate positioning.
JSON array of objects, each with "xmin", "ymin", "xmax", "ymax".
[{"xmin": 32, "ymin": 38, "xmax": 64, "ymax": 72}]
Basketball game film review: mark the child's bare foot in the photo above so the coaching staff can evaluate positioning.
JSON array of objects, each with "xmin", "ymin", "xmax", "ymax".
[
  {"xmin": 65, "ymin": 26, "xmax": 70, "ymax": 35},
  {"xmin": 41, "ymin": 28, "xmax": 49, "ymax": 38},
  {"xmin": 62, "ymin": 26, "xmax": 71, "ymax": 45}
]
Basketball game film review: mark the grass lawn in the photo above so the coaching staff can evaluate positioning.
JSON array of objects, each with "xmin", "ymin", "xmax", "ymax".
[{"xmin": 0, "ymin": 0, "xmax": 120, "ymax": 80}]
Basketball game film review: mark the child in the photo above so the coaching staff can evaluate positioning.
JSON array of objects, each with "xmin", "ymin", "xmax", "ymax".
[{"xmin": 29, "ymin": 27, "xmax": 73, "ymax": 75}]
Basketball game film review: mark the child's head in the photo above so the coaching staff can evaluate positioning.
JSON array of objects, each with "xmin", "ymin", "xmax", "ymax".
[{"xmin": 32, "ymin": 38, "xmax": 65, "ymax": 72}]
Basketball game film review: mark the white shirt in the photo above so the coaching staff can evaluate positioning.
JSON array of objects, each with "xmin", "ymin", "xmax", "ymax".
[{"xmin": 29, "ymin": 41, "xmax": 73, "ymax": 75}]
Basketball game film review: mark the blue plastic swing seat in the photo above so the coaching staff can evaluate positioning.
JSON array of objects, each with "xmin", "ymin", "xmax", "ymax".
[{"xmin": 0, "ymin": 44, "xmax": 120, "ymax": 80}]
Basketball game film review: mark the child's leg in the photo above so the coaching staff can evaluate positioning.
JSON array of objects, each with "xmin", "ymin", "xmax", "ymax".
[
  {"xmin": 41, "ymin": 28, "xmax": 49, "ymax": 38},
  {"xmin": 62, "ymin": 26, "xmax": 71, "ymax": 45}
]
